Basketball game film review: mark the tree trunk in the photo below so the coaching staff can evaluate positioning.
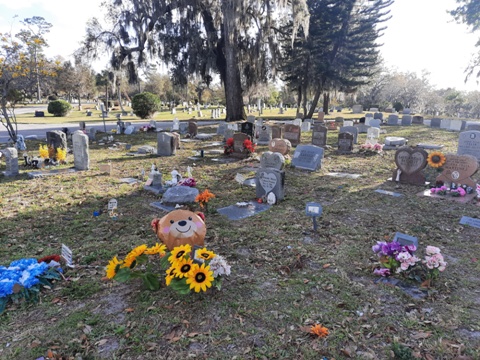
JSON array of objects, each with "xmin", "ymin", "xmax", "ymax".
[
  {"xmin": 221, "ymin": 0, "xmax": 245, "ymax": 122},
  {"xmin": 323, "ymin": 93, "xmax": 330, "ymax": 115},
  {"xmin": 296, "ymin": 85, "xmax": 302, "ymax": 116},
  {"xmin": 118, "ymin": 86, "xmax": 126, "ymax": 113},
  {"xmin": 306, "ymin": 86, "xmax": 322, "ymax": 119}
]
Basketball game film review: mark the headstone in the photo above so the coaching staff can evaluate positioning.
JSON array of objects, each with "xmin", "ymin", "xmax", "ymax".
[
  {"xmin": 224, "ymin": 129, "xmax": 235, "ymax": 142},
  {"xmin": 369, "ymin": 119, "xmax": 381, "ymax": 128},
  {"xmin": 295, "ymin": 114, "xmax": 303, "ymax": 121},
  {"xmin": 327, "ymin": 121, "xmax": 337, "ymax": 130},
  {"xmin": 217, "ymin": 122, "xmax": 227, "ymax": 136},
  {"xmin": 284, "ymin": 124, "xmax": 301, "ymax": 147},
  {"xmin": 393, "ymin": 147, "xmax": 428, "ymax": 185},
  {"xmin": 247, "ymin": 115, "xmax": 256, "ymax": 123},
  {"xmin": 260, "ymin": 151, "xmax": 285, "ymax": 170},
  {"xmin": 162, "ymin": 186, "xmax": 199, "ymax": 206},
  {"xmin": 197, "ymin": 110, "xmax": 203, "ymax": 118},
  {"xmin": 352, "ymin": 105, "xmax": 363, "ymax": 114},
  {"xmin": 46, "ymin": 130, "xmax": 67, "ymax": 156},
  {"xmin": 385, "ymin": 137, "xmax": 406, "ymax": 146},
  {"xmin": 449, "ymin": 120, "xmax": 463, "ymax": 132},
  {"xmin": 387, "ymin": 114, "xmax": 399, "ymax": 125},
  {"xmin": 171, "ymin": 108, "xmax": 176, "ymax": 115},
  {"xmin": 79, "ymin": 121, "xmax": 86, "ymax": 130},
  {"xmin": 34, "ymin": 111, "xmax": 45, "ymax": 117},
  {"xmin": 241, "ymin": 122, "xmax": 255, "ymax": 138},
  {"xmin": 430, "ymin": 118, "xmax": 442, "ymax": 128},
  {"xmin": 393, "ymin": 232, "xmax": 419, "ymax": 249},
  {"xmin": 344, "ymin": 120, "xmax": 354, "ymax": 127},
  {"xmin": 268, "ymin": 139, "xmax": 292, "ymax": 155},
  {"xmin": 457, "ymin": 130, "xmax": 480, "ymax": 161},
  {"xmin": 403, "ymin": 108, "xmax": 411, "ymax": 115},
  {"xmin": 157, "ymin": 132, "xmax": 176, "ymax": 156},
  {"xmin": 291, "ymin": 145, "xmax": 324, "ymax": 171},
  {"xmin": 72, "ymin": 130, "xmax": 90, "ymax": 170},
  {"xmin": 124, "ymin": 125, "xmax": 136, "ymax": 135},
  {"xmin": 374, "ymin": 112, "xmax": 383, "ymax": 120},
  {"xmin": 337, "ymin": 132, "xmax": 354, "ymax": 154},
  {"xmin": 355, "ymin": 124, "xmax": 371, "ymax": 134},
  {"xmin": 255, "ymin": 168, "xmax": 285, "ymax": 201},
  {"xmin": 317, "ymin": 111, "xmax": 325, "ymax": 122},
  {"xmin": 232, "ymin": 133, "xmax": 250, "ymax": 158},
  {"xmin": 365, "ymin": 115, "xmax": 374, "ymax": 126},
  {"xmin": 188, "ymin": 121, "xmax": 198, "ymax": 137},
  {"xmin": 466, "ymin": 123, "xmax": 480, "ymax": 131},
  {"xmin": 271, "ymin": 125, "xmax": 282, "ymax": 139},
  {"xmin": 335, "ymin": 117, "xmax": 344, "ymax": 126},
  {"xmin": 369, "ymin": 108, "xmax": 379, "ymax": 112},
  {"xmin": 15, "ymin": 135, "xmax": 26, "ymax": 151},
  {"xmin": 437, "ymin": 154, "xmax": 478, "ymax": 188},
  {"xmin": 279, "ymin": 107, "xmax": 284, "ymax": 114},
  {"xmin": 440, "ymin": 119, "xmax": 451, "ymax": 130},
  {"xmin": 293, "ymin": 118, "xmax": 302, "ymax": 127},
  {"xmin": 172, "ymin": 118, "xmax": 180, "ymax": 131},
  {"xmin": 257, "ymin": 125, "xmax": 272, "ymax": 145},
  {"xmin": 412, "ymin": 116, "xmax": 424, "ymax": 124},
  {"xmin": 459, "ymin": 216, "xmax": 480, "ymax": 228},
  {"xmin": 1, "ymin": 148, "xmax": 19, "ymax": 176},
  {"xmin": 366, "ymin": 127, "xmax": 380, "ymax": 144},
  {"xmin": 88, "ymin": 128, "xmax": 97, "ymax": 142},
  {"xmin": 365, "ymin": 113, "xmax": 373, "ymax": 120},
  {"xmin": 300, "ymin": 121, "xmax": 311, "ymax": 132},
  {"xmin": 339, "ymin": 126, "xmax": 359, "ymax": 144},
  {"xmin": 385, "ymin": 108, "xmax": 393, "ymax": 113},
  {"xmin": 401, "ymin": 115, "xmax": 412, "ymax": 126},
  {"xmin": 312, "ymin": 124, "xmax": 328, "ymax": 147}
]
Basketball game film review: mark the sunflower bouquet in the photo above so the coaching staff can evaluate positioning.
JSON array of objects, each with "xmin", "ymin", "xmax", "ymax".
[
  {"xmin": 160, "ymin": 244, "xmax": 230, "ymax": 294},
  {"xmin": 106, "ymin": 243, "xmax": 230, "ymax": 294},
  {"xmin": 106, "ymin": 243, "xmax": 168, "ymax": 291}
]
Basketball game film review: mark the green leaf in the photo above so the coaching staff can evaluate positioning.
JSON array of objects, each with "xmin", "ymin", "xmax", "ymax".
[
  {"xmin": 142, "ymin": 273, "xmax": 160, "ymax": 291},
  {"xmin": 113, "ymin": 268, "xmax": 131, "ymax": 283},
  {"xmin": 159, "ymin": 254, "xmax": 171, "ymax": 269},
  {"xmin": 213, "ymin": 277, "xmax": 222, "ymax": 290},
  {"xmin": 0, "ymin": 298, "xmax": 7, "ymax": 314},
  {"xmin": 169, "ymin": 277, "xmax": 190, "ymax": 294}
]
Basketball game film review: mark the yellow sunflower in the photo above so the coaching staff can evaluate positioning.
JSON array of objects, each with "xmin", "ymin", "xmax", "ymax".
[
  {"xmin": 186, "ymin": 263, "xmax": 214, "ymax": 292},
  {"xmin": 174, "ymin": 258, "xmax": 195, "ymax": 279},
  {"xmin": 145, "ymin": 243, "xmax": 167, "ymax": 257},
  {"xmin": 168, "ymin": 244, "xmax": 192, "ymax": 264},
  {"xmin": 165, "ymin": 266, "xmax": 177, "ymax": 285},
  {"xmin": 106, "ymin": 256, "xmax": 123, "ymax": 279},
  {"xmin": 195, "ymin": 247, "xmax": 216, "ymax": 261},
  {"xmin": 427, "ymin": 151, "xmax": 446, "ymax": 168},
  {"xmin": 123, "ymin": 244, "xmax": 148, "ymax": 269}
]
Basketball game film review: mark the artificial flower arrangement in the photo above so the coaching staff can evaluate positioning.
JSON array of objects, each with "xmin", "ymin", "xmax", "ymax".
[
  {"xmin": 359, "ymin": 142, "xmax": 384, "ymax": 155},
  {"xmin": 195, "ymin": 189, "xmax": 216, "ymax": 212},
  {"xmin": 106, "ymin": 243, "xmax": 230, "ymax": 294},
  {"xmin": 224, "ymin": 137, "xmax": 256, "ymax": 156},
  {"xmin": 372, "ymin": 241, "xmax": 447, "ymax": 287},
  {"xmin": 0, "ymin": 257, "xmax": 62, "ymax": 314},
  {"xmin": 178, "ymin": 177, "xmax": 197, "ymax": 187},
  {"xmin": 38, "ymin": 145, "xmax": 67, "ymax": 164},
  {"xmin": 430, "ymin": 183, "xmax": 472, "ymax": 197},
  {"xmin": 427, "ymin": 151, "xmax": 446, "ymax": 168},
  {"xmin": 139, "ymin": 125, "xmax": 156, "ymax": 132}
]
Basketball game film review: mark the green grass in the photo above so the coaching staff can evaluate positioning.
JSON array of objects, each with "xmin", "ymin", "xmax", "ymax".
[{"xmin": 0, "ymin": 121, "xmax": 479, "ymax": 359}]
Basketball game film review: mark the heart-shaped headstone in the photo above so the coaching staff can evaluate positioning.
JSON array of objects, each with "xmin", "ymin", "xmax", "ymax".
[
  {"xmin": 260, "ymin": 151, "xmax": 285, "ymax": 170},
  {"xmin": 258, "ymin": 171, "xmax": 277, "ymax": 193},
  {"xmin": 395, "ymin": 147, "xmax": 428, "ymax": 175},
  {"xmin": 437, "ymin": 154, "xmax": 478, "ymax": 187}
]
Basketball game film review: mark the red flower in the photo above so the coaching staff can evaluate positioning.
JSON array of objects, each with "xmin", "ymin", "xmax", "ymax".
[
  {"xmin": 226, "ymin": 138, "xmax": 234, "ymax": 147},
  {"xmin": 243, "ymin": 139, "xmax": 255, "ymax": 153},
  {"xmin": 38, "ymin": 255, "xmax": 61, "ymax": 264}
]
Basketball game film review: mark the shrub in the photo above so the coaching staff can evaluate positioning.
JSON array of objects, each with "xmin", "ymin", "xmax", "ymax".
[
  {"xmin": 47, "ymin": 95, "xmax": 58, "ymax": 101},
  {"xmin": 393, "ymin": 102, "xmax": 403, "ymax": 112},
  {"xmin": 132, "ymin": 92, "xmax": 161, "ymax": 119},
  {"xmin": 47, "ymin": 100, "xmax": 72, "ymax": 117}
]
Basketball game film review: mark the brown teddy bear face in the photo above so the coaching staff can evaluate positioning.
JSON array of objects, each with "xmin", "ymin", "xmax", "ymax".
[{"xmin": 152, "ymin": 210, "xmax": 206, "ymax": 250}]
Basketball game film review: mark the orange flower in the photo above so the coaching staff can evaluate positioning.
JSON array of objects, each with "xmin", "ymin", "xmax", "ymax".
[
  {"xmin": 195, "ymin": 189, "xmax": 216, "ymax": 208},
  {"xmin": 310, "ymin": 324, "xmax": 329, "ymax": 337}
]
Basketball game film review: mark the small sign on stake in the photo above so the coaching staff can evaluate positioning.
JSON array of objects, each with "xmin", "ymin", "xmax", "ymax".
[
  {"xmin": 108, "ymin": 198, "xmax": 118, "ymax": 220},
  {"xmin": 61, "ymin": 244, "xmax": 74, "ymax": 268},
  {"xmin": 305, "ymin": 202, "xmax": 323, "ymax": 231}
]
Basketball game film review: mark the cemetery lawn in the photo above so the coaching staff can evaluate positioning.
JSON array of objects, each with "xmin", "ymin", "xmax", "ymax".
[
  {"xmin": 13, "ymin": 107, "xmax": 365, "ymax": 124},
  {"xmin": 0, "ymin": 123, "xmax": 479, "ymax": 360}
]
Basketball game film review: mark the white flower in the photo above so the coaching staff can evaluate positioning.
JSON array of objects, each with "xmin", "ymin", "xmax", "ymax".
[
  {"xmin": 209, "ymin": 255, "xmax": 231, "ymax": 277},
  {"xmin": 425, "ymin": 246, "xmax": 441, "ymax": 256}
]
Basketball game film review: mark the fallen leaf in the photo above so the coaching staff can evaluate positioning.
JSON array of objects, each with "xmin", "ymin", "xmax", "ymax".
[
  {"xmin": 187, "ymin": 332, "xmax": 200, "ymax": 337},
  {"xmin": 124, "ymin": 308, "xmax": 135, "ymax": 313},
  {"xmin": 299, "ymin": 325, "xmax": 312, "ymax": 334},
  {"xmin": 323, "ymin": 263, "xmax": 331, "ymax": 268},
  {"xmin": 30, "ymin": 340, "xmax": 41, "ymax": 348},
  {"xmin": 96, "ymin": 339, "xmax": 108, "ymax": 346},
  {"xmin": 411, "ymin": 331, "xmax": 431, "ymax": 339}
]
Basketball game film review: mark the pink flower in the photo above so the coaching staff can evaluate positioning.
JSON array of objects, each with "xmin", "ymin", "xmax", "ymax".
[
  {"xmin": 426, "ymin": 246, "xmax": 441, "ymax": 256},
  {"xmin": 373, "ymin": 143, "xmax": 384, "ymax": 151},
  {"xmin": 374, "ymin": 268, "xmax": 391, "ymax": 277}
]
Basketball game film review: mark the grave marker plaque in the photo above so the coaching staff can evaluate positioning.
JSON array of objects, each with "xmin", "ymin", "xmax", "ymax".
[
  {"xmin": 232, "ymin": 133, "xmax": 250, "ymax": 158},
  {"xmin": 340, "ymin": 126, "xmax": 358, "ymax": 144},
  {"xmin": 268, "ymin": 139, "xmax": 292, "ymax": 155},
  {"xmin": 260, "ymin": 151, "xmax": 285, "ymax": 170},
  {"xmin": 257, "ymin": 125, "xmax": 272, "ymax": 145},
  {"xmin": 241, "ymin": 122, "xmax": 255, "ymax": 138},
  {"xmin": 72, "ymin": 131, "xmax": 90, "ymax": 170},
  {"xmin": 436, "ymin": 154, "xmax": 478, "ymax": 188},
  {"xmin": 393, "ymin": 146, "xmax": 428, "ymax": 185},
  {"xmin": 312, "ymin": 124, "xmax": 327, "ymax": 147},
  {"xmin": 271, "ymin": 125, "xmax": 282, "ymax": 139},
  {"xmin": 255, "ymin": 168, "xmax": 285, "ymax": 201},
  {"xmin": 457, "ymin": 130, "xmax": 480, "ymax": 161}
]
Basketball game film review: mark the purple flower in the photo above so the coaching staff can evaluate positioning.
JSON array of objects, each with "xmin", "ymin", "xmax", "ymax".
[
  {"xmin": 372, "ymin": 241, "xmax": 387, "ymax": 253},
  {"xmin": 373, "ymin": 268, "xmax": 391, "ymax": 277},
  {"xmin": 405, "ymin": 244, "xmax": 417, "ymax": 253}
]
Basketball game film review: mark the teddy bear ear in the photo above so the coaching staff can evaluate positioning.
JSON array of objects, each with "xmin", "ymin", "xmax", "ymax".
[
  {"xmin": 196, "ymin": 212, "xmax": 205, "ymax": 222},
  {"xmin": 151, "ymin": 218, "xmax": 160, "ymax": 232}
]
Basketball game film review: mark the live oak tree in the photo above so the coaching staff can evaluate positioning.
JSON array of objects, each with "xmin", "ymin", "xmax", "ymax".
[
  {"xmin": 451, "ymin": 0, "xmax": 480, "ymax": 81},
  {"xmin": 82, "ymin": 0, "xmax": 309, "ymax": 122},
  {"xmin": 281, "ymin": 0, "xmax": 392, "ymax": 118}
]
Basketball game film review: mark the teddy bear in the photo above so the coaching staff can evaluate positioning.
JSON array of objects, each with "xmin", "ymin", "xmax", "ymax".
[{"xmin": 151, "ymin": 209, "xmax": 206, "ymax": 250}]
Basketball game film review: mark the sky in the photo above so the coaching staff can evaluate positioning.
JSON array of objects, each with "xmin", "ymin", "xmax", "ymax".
[{"xmin": 0, "ymin": 0, "xmax": 479, "ymax": 92}]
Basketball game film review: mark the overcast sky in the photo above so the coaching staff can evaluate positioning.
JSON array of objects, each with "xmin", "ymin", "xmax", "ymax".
[{"xmin": 0, "ymin": 0, "xmax": 479, "ymax": 91}]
